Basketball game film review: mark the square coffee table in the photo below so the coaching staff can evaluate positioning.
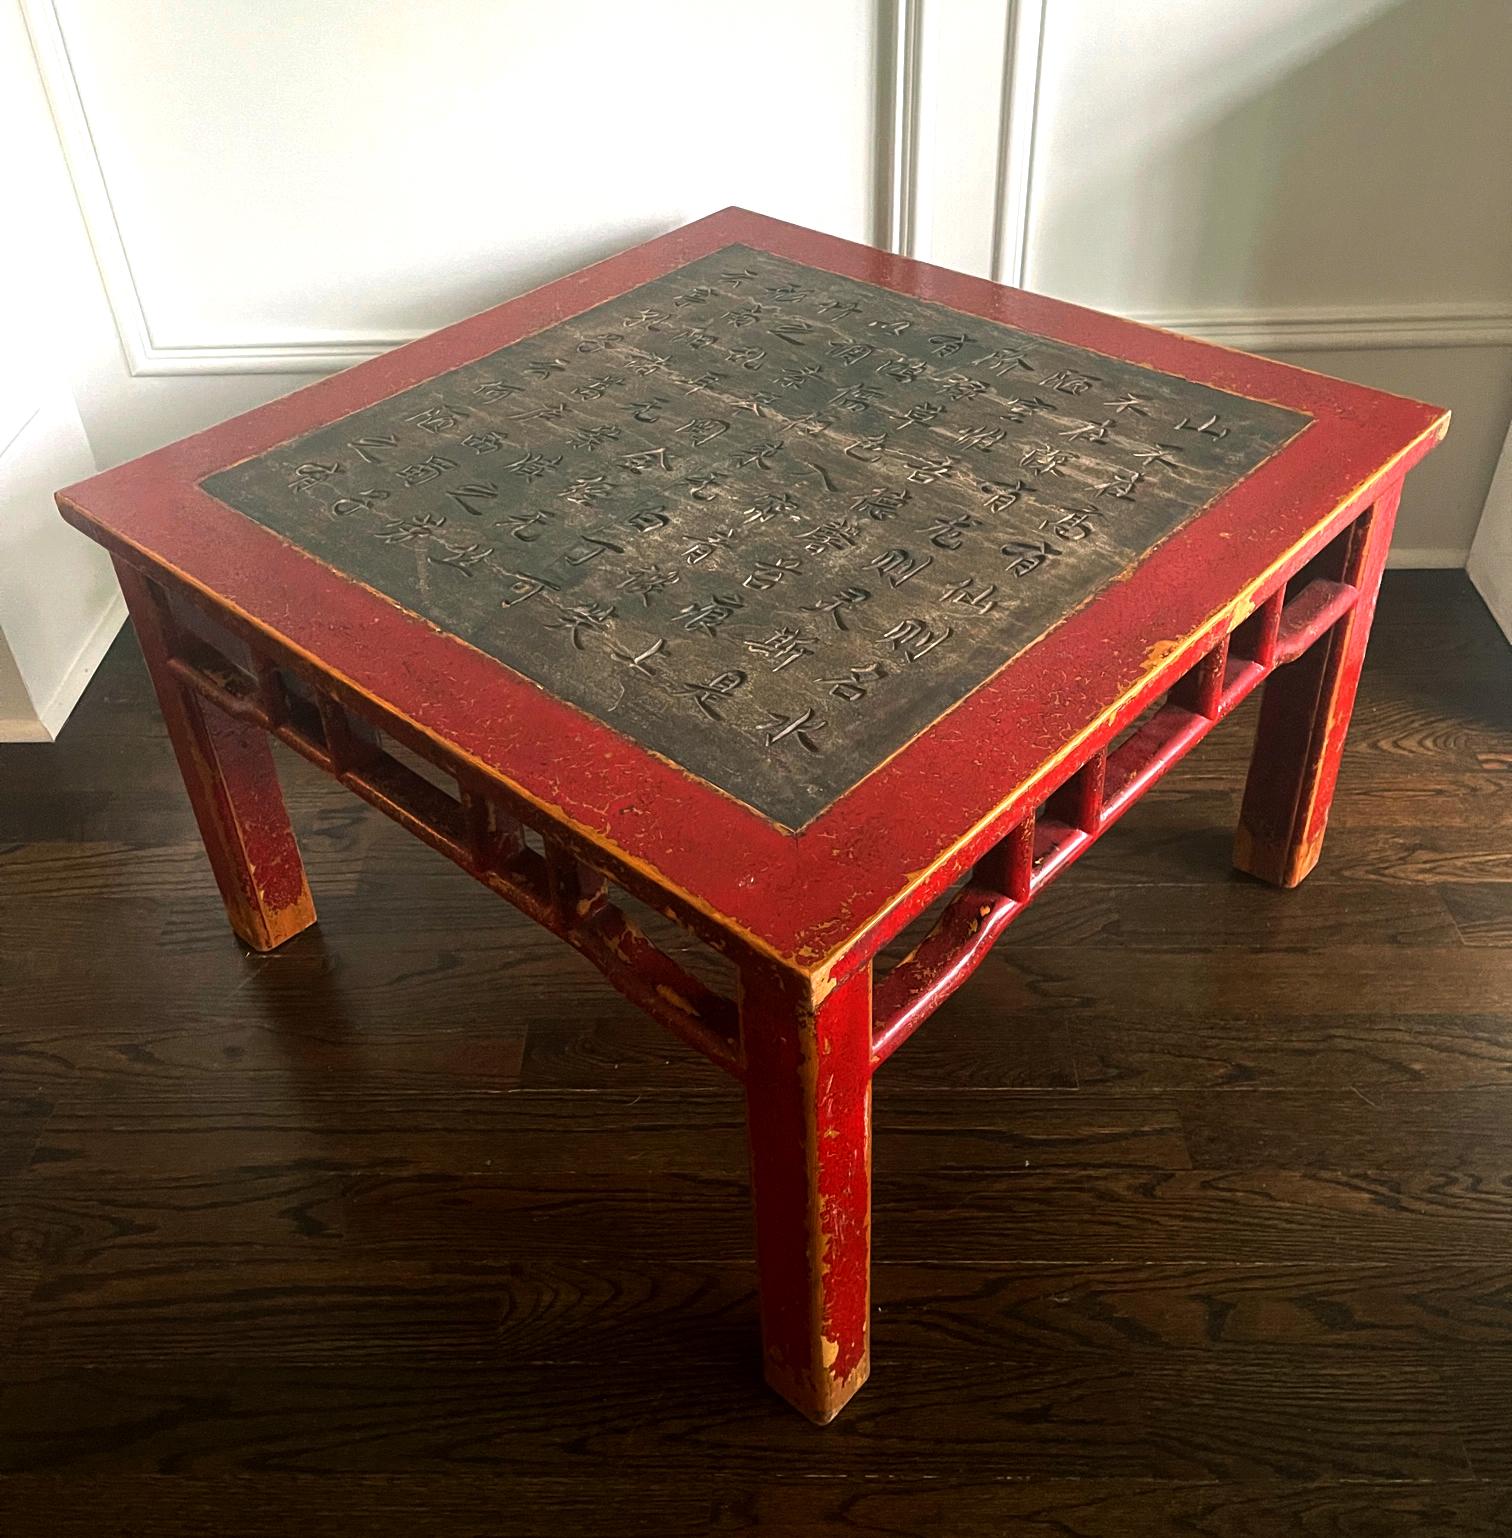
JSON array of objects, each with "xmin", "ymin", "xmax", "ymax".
[{"xmin": 57, "ymin": 209, "xmax": 1448, "ymax": 1422}]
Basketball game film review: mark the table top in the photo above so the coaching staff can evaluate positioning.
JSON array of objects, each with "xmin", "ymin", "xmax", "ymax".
[{"xmin": 60, "ymin": 209, "xmax": 1447, "ymax": 977}]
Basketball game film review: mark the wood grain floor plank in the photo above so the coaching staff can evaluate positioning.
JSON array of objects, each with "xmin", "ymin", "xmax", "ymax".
[
  {"xmin": 1441, "ymin": 1352, "xmax": 1512, "ymax": 1477},
  {"xmin": 1177, "ymin": 1088, "xmax": 1512, "ymax": 1167},
  {"xmin": 0, "ymin": 1356, "xmax": 1471, "ymax": 1482},
  {"xmin": 23, "ymin": 1088, "xmax": 1191, "ymax": 1176},
  {"xmin": 1003, "ymin": 876, "xmax": 1461, "ymax": 947},
  {"xmin": 1441, "ymin": 882, "xmax": 1512, "ymax": 946},
  {"xmin": 1, "ymin": 1473, "xmax": 1506, "ymax": 1538},
  {"xmin": 16, "ymin": 1156, "xmax": 1512, "ymax": 1277},
  {"xmin": 1071, "ymin": 1008, "xmax": 1512, "ymax": 1092},
  {"xmin": 0, "ymin": 570, "xmax": 1506, "ymax": 1520},
  {"xmin": 337, "ymin": 1164, "xmax": 1512, "ymax": 1264},
  {"xmin": 0, "ymin": 928, "xmax": 530, "ymax": 1091},
  {"xmin": 19, "ymin": 1255, "xmax": 1512, "ymax": 1370}
]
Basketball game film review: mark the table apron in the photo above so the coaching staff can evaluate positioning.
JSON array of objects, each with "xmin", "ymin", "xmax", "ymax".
[{"xmin": 115, "ymin": 468, "xmax": 1400, "ymax": 1082}]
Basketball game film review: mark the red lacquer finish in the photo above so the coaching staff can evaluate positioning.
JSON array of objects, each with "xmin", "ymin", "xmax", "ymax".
[
  {"xmin": 56, "ymin": 207, "xmax": 1448, "ymax": 981},
  {"xmin": 57, "ymin": 210, "xmax": 1447, "ymax": 1421},
  {"xmin": 115, "ymin": 561, "xmax": 316, "ymax": 951},
  {"xmin": 741, "ymin": 962, "xmax": 873, "ymax": 1422},
  {"xmin": 1235, "ymin": 486, "xmax": 1401, "ymax": 886},
  {"xmin": 868, "ymin": 550, "xmax": 1384, "ymax": 1070}
]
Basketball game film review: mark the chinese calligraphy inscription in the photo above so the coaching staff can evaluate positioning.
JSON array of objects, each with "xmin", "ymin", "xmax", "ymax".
[{"xmin": 201, "ymin": 245, "xmax": 1309, "ymax": 827}]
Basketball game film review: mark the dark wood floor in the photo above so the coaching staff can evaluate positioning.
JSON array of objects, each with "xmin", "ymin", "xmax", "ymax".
[{"xmin": 0, "ymin": 570, "xmax": 1509, "ymax": 1536}]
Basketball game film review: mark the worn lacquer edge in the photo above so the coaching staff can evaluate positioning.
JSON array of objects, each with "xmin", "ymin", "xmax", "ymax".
[
  {"xmin": 64, "ymin": 403, "xmax": 1446, "ymax": 990},
  {"xmin": 57, "ymin": 208, "xmax": 1452, "ymax": 981},
  {"xmin": 63, "ymin": 497, "xmax": 804, "ymax": 973},
  {"xmin": 804, "ymin": 410, "xmax": 1449, "ymax": 998}
]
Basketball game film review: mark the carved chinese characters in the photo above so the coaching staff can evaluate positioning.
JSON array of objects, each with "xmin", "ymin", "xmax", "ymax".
[{"xmin": 202, "ymin": 245, "xmax": 1308, "ymax": 826}]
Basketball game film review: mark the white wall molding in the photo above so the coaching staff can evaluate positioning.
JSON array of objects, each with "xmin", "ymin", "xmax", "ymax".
[
  {"xmin": 55, "ymin": 296, "xmax": 1512, "ymax": 385},
  {"xmin": 878, "ymin": 0, "xmax": 1046, "ymax": 284},
  {"xmin": 991, "ymin": 0, "xmax": 1046, "ymax": 288},
  {"xmin": 30, "ymin": 0, "xmax": 884, "ymax": 379},
  {"xmin": 99, "ymin": 330, "xmax": 427, "ymax": 378},
  {"xmin": 31, "ymin": 0, "xmax": 1506, "ymax": 379},
  {"xmin": 22, "ymin": 0, "xmax": 412, "ymax": 377},
  {"xmin": 17, "ymin": 0, "xmax": 143, "ymax": 362},
  {"xmin": 16, "ymin": 0, "xmax": 321, "ymax": 377},
  {"xmin": 877, "ymin": 0, "xmax": 925, "ymax": 258},
  {"xmin": 1126, "ymin": 301, "xmax": 1512, "ymax": 354}
]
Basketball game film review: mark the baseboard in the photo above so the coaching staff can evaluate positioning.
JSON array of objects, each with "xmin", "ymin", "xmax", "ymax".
[
  {"xmin": 1128, "ymin": 302, "xmax": 1512, "ymax": 353},
  {"xmin": 1386, "ymin": 547, "xmax": 1468, "ymax": 571},
  {"xmin": 0, "ymin": 713, "xmax": 52, "ymax": 743},
  {"xmin": 0, "ymin": 589, "xmax": 129, "ymax": 743}
]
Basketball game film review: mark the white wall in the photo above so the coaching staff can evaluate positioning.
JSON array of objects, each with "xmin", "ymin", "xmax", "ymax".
[
  {"xmin": 0, "ymin": 0, "xmax": 120, "ymax": 738},
  {"xmin": 25, "ymin": 0, "xmax": 885, "ymax": 463},
  {"xmin": 0, "ymin": 392, "xmax": 118, "ymax": 738},
  {"xmin": 8, "ymin": 0, "xmax": 1509, "ymax": 738},
  {"xmin": 919, "ymin": 0, "xmax": 1512, "ymax": 564}
]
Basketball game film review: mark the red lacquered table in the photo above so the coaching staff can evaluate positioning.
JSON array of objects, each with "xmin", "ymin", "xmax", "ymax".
[{"xmin": 57, "ymin": 209, "xmax": 1447, "ymax": 1422}]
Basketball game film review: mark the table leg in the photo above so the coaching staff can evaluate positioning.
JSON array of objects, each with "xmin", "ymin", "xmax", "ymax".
[
  {"xmin": 1234, "ymin": 486, "xmax": 1400, "ymax": 887},
  {"xmin": 740, "ymin": 961, "xmax": 872, "ymax": 1423},
  {"xmin": 116, "ymin": 560, "xmax": 316, "ymax": 951}
]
